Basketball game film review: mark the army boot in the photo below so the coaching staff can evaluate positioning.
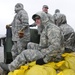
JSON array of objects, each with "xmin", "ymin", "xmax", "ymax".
[{"xmin": 0, "ymin": 62, "xmax": 9, "ymax": 72}]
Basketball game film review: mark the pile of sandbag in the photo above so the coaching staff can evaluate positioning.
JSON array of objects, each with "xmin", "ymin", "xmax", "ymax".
[{"xmin": 8, "ymin": 52, "xmax": 75, "ymax": 75}]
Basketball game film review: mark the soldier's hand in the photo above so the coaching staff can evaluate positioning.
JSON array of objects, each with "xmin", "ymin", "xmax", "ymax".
[
  {"xmin": 18, "ymin": 31, "xmax": 24, "ymax": 38},
  {"xmin": 6, "ymin": 25, "xmax": 10, "ymax": 29}
]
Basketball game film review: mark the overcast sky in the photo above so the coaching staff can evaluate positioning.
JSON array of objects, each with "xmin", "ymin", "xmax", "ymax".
[{"xmin": 0, "ymin": 0, "xmax": 75, "ymax": 35}]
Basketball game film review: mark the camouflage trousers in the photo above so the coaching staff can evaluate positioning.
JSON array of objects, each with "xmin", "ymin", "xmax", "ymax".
[
  {"xmin": 8, "ymin": 49, "xmax": 44, "ymax": 71},
  {"xmin": 27, "ymin": 42, "xmax": 39, "ymax": 50},
  {"xmin": 11, "ymin": 39, "xmax": 29, "ymax": 60}
]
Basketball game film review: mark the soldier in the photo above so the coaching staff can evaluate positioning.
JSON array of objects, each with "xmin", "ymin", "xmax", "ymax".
[
  {"xmin": 6, "ymin": 3, "xmax": 30, "ymax": 59},
  {"xmin": 42, "ymin": 5, "xmax": 54, "ymax": 23},
  {"xmin": 0, "ymin": 11, "xmax": 64, "ymax": 73},
  {"xmin": 53, "ymin": 9, "xmax": 64, "ymax": 26},
  {"xmin": 54, "ymin": 13, "xmax": 75, "ymax": 52}
]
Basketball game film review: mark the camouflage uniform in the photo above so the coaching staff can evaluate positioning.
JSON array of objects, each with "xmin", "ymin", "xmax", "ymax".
[
  {"xmin": 54, "ymin": 13, "xmax": 75, "ymax": 51},
  {"xmin": 42, "ymin": 5, "xmax": 54, "ymax": 24},
  {"xmin": 46, "ymin": 13, "xmax": 54, "ymax": 23},
  {"xmin": 8, "ymin": 11, "xmax": 64, "ymax": 71},
  {"xmin": 11, "ymin": 3, "xmax": 30, "ymax": 59},
  {"xmin": 53, "ymin": 9, "xmax": 64, "ymax": 26}
]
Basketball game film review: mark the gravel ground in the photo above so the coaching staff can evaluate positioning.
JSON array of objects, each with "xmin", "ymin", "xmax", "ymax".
[{"xmin": 0, "ymin": 46, "xmax": 4, "ymax": 62}]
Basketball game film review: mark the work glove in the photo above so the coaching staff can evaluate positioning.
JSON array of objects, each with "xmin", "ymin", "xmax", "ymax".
[
  {"xmin": 18, "ymin": 30, "xmax": 24, "ymax": 38},
  {"xmin": 6, "ymin": 25, "xmax": 10, "ymax": 29},
  {"xmin": 36, "ymin": 58, "xmax": 46, "ymax": 65}
]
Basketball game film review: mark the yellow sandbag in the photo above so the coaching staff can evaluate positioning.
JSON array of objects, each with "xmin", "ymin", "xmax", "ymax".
[
  {"xmin": 62, "ymin": 52, "xmax": 75, "ymax": 70},
  {"xmin": 61, "ymin": 52, "xmax": 75, "ymax": 71},
  {"xmin": 50, "ymin": 52, "xmax": 75, "ymax": 71},
  {"xmin": 62, "ymin": 52, "xmax": 75, "ymax": 57},
  {"xmin": 44, "ymin": 66, "xmax": 57, "ymax": 75},
  {"xmin": 8, "ymin": 65, "xmax": 28, "ymax": 75},
  {"xmin": 56, "ymin": 61, "xmax": 65, "ymax": 68},
  {"xmin": 55, "ymin": 60, "xmax": 68, "ymax": 70},
  {"xmin": 28, "ymin": 61, "xmax": 36, "ymax": 67},
  {"xmin": 44, "ymin": 62, "xmax": 57, "ymax": 69},
  {"xmin": 57, "ymin": 69, "xmax": 75, "ymax": 75},
  {"xmin": 8, "ymin": 72, "xmax": 13, "ymax": 75},
  {"xmin": 65, "ymin": 56, "xmax": 75, "ymax": 71},
  {"xmin": 25, "ymin": 65, "xmax": 48, "ymax": 75},
  {"xmin": 25, "ymin": 65, "xmax": 56, "ymax": 75},
  {"xmin": 44, "ymin": 61, "xmax": 67, "ymax": 70},
  {"xmin": 8, "ymin": 69, "xmax": 25, "ymax": 75}
]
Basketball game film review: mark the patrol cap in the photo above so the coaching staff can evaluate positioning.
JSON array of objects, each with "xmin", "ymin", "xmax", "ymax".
[{"xmin": 43, "ymin": 5, "xmax": 49, "ymax": 9}]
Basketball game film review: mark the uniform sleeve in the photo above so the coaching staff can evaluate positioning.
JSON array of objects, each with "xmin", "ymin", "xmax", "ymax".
[{"xmin": 19, "ymin": 11, "xmax": 29, "ymax": 30}]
